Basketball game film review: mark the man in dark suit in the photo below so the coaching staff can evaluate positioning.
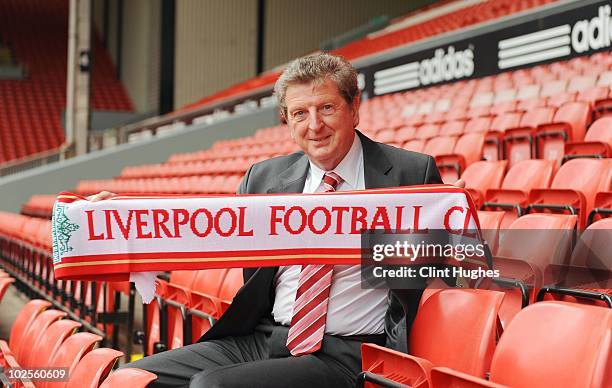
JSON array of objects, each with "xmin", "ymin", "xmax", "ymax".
[{"xmin": 125, "ymin": 52, "xmax": 443, "ymax": 387}]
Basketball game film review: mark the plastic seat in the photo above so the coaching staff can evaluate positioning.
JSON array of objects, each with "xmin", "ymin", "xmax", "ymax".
[
  {"xmin": 464, "ymin": 117, "xmax": 492, "ymax": 134},
  {"xmin": 25, "ymin": 319, "xmax": 82, "ymax": 368},
  {"xmin": 539, "ymin": 218, "xmax": 612, "ymax": 308},
  {"xmin": 403, "ymin": 139, "xmax": 425, "ymax": 153},
  {"xmin": 587, "ymin": 191, "xmax": 612, "ymax": 224},
  {"xmin": 484, "ymin": 160, "xmax": 555, "ymax": 229},
  {"xmin": 436, "ymin": 133, "xmax": 486, "ymax": 183},
  {"xmin": 65, "ymin": 348, "xmax": 124, "ymax": 388},
  {"xmin": 541, "ymin": 79, "xmax": 567, "ymax": 97},
  {"xmin": 476, "ymin": 211, "xmax": 505, "ymax": 256},
  {"xmin": 0, "ymin": 277, "xmax": 15, "ymax": 304},
  {"xmin": 40, "ymin": 332, "xmax": 102, "ymax": 388},
  {"xmin": 460, "ymin": 161, "xmax": 507, "ymax": 208},
  {"xmin": 564, "ymin": 116, "xmax": 612, "ymax": 160},
  {"xmin": 535, "ymin": 101, "xmax": 592, "ymax": 165},
  {"xmin": 394, "ymin": 126, "xmax": 415, "ymax": 143},
  {"xmin": 422, "ymin": 136, "xmax": 457, "ymax": 158},
  {"xmin": 528, "ymin": 158, "xmax": 612, "ymax": 228},
  {"xmin": 485, "ymin": 112, "xmax": 522, "ymax": 161},
  {"xmin": 431, "ymin": 302, "xmax": 612, "ymax": 388},
  {"xmin": 415, "ymin": 124, "xmax": 440, "ymax": 140},
  {"xmin": 360, "ymin": 289, "xmax": 504, "ymax": 388},
  {"xmin": 100, "ymin": 368, "xmax": 157, "ymax": 388},
  {"xmin": 492, "ymin": 214, "xmax": 577, "ymax": 327},
  {"xmin": 16, "ymin": 309, "xmax": 67, "ymax": 365},
  {"xmin": 439, "ymin": 120, "xmax": 465, "ymax": 137},
  {"xmin": 503, "ymin": 107, "xmax": 556, "ymax": 166},
  {"xmin": 0, "ymin": 299, "xmax": 51, "ymax": 365}
]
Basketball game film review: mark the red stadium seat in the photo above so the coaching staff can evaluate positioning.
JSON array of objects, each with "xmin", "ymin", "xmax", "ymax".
[
  {"xmin": 528, "ymin": 158, "xmax": 612, "ymax": 228},
  {"xmin": 460, "ymin": 161, "xmax": 507, "ymax": 207},
  {"xmin": 100, "ymin": 368, "xmax": 158, "ymax": 388},
  {"xmin": 464, "ymin": 117, "xmax": 492, "ymax": 134},
  {"xmin": 360, "ymin": 289, "xmax": 504, "ymax": 388},
  {"xmin": 16, "ymin": 309, "xmax": 66, "ymax": 365},
  {"xmin": 66, "ymin": 348, "xmax": 124, "ymax": 388},
  {"xmin": 422, "ymin": 136, "xmax": 457, "ymax": 158},
  {"xmin": 493, "ymin": 214, "xmax": 577, "ymax": 327},
  {"xmin": 415, "ymin": 124, "xmax": 440, "ymax": 140},
  {"xmin": 435, "ymin": 133, "xmax": 485, "ymax": 183},
  {"xmin": 535, "ymin": 101, "xmax": 592, "ymax": 165},
  {"xmin": 431, "ymin": 302, "xmax": 612, "ymax": 388},
  {"xmin": 484, "ymin": 159, "xmax": 555, "ymax": 228},
  {"xmin": 485, "ymin": 112, "xmax": 522, "ymax": 161},
  {"xmin": 476, "ymin": 211, "xmax": 505, "ymax": 256},
  {"xmin": 41, "ymin": 332, "xmax": 103, "ymax": 388},
  {"xmin": 394, "ymin": 126, "xmax": 416, "ymax": 143},
  {"xmin": 564, "ymin": 116, "xmax": 612, "ymax": 160},
  {"xmin": 588, "ymin": 191, "xmax": 612, "ymax": 224},
  {"xmin": 25, "ymin": 319, "xmax": 81, "ymax": 368},
  {"xmin": 538, "ymin": 217, "xmax": 612, "ymax": 308},
  {"xmin": 403, "ymin": 139, "xmax": 425, "ymax": 153},
  {"xmin": 0, "ymin": 299, "xmax": 51, "ymax": 366},
  {"xmin": 504, "ymin": 106, "xmax": 556, "ymax": 166},
  {"xmin": 439, "ymin": 120, "xmax": 465, "ymax": 137},
  {"xmin": 0, "ymin": 277, "xmax": 15, "ymax": 304}
]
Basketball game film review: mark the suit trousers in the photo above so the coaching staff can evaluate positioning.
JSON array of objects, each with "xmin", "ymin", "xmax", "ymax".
[{"xmin": 124, "ymin": 319, "xmax": 386, "ymax": 388}]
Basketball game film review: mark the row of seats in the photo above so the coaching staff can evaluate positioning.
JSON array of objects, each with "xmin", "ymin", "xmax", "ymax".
[
  {"xmin": 180, "ymin": 0, "xmax": 555, "ymax": 114},
  {"xmin": 0, "ymin": 297, "xmax": 156, "ymax": 387},
  {"xmin": 0, "ymin": 210, "xmax": 244, "ymax": 360},
  {"xmin": 462, "ymin": 158, "xmax": 611, "ymax": 229},
  {"xmin": 0, "ymin": 0, "xmax": 133, "ymax": 165},
  {"xmin": 359, "ymin": 292, "xmax": 612, "ymax": 388},
  {"xmin": 140, "ymin": 268, "xmax": 243, "ymax": 356}
]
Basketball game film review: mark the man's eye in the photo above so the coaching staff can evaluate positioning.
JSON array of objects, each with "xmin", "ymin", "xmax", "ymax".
[
  {"xmin": 321, "ymin": 104, "xmax": 334, "ymax": 113},
  {"xmin": 292, "ymin": 111, "xmax": 305, "ymax": 120}
]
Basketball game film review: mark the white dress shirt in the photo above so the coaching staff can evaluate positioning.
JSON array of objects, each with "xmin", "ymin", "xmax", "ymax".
[{"xmin": 272, "ymin": 133, "xmax": 388, "ymax": 335}]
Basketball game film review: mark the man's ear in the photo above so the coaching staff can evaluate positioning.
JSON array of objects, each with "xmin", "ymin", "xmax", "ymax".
[{"xmin": 279, "ymin": 110, "xmax": 287, "ymax": 125}]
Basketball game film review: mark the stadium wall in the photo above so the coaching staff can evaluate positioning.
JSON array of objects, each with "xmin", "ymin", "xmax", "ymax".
[
  {"xmin": 174, "ymin": 0, "xmax": 259, "ymax": 109},
  {"xmin": 0, "ymin": 107, "xmax": 279, "ymax": 212}
]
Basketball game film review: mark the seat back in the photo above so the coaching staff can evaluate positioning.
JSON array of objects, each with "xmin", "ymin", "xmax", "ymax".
[
  {"xmin": 490, "ymin": 302, "xmax": 612, "ymax": 388},
  {"xmin": 218, "ymin": 268, "xmax": 244, "ymax": 302},
  {"xmin": 585, "ymin": 117, "xmax": 612, "ymax": 144},
  {"xmin": 476, "ymin": 211, "xmax": 505, "ymax": 256},
  {"xmin": 519, "ymin": 106, "xmax": 555, "ymax": 128},
  {"xmin": 8, "ymin": 299, "xmax": 51, "ymax": 350},
  {"xmin": 191, "ymin": 269, "xmax": 228, "ymax": 296},
  {"xmin": 439, "ymin": 120, "xmax": 465, "ymax": 136},
  {"xmin": 17, "ymin": 309, "xmax": 67, "ymax": 366},
  {"xmin": 26, "ymin": 319, "xmax": 81, "ymax": 368},
  {"xmin": 457, "ymin": 132, "xmax": 486, "ymax": 164},
  {"xmin": 415, "ymin": 124, "xmax": 440, "ymax": 140},
  {"xmin": 100, "ymin": 368, "xmax": 158, "ymax": 388},
  {"xmin": 422, "ymin": 136, "xmax": 457, "ymax": 157},
  {"xmin": 65, "ymin": 348, "xmax": 124, "ymax": 388},
  {"xmin": 464, "ymin": 117, "xmax": 492, "ymax": 133},
  {"xmin": 42, "ymin": 332, "xmax": 102, "ymax": 388},
  {"xmin": 502, "ymin": 159, "xmax": 555, "ymax": 192},
  {"xmin": 460, "ymin": 161, "xmax": 507, "ymax": 207},
  {"xmin": 409, "ymin": 289, "xmax": 505, "ymax": 377},
  {"xmin": 490, "ymin": 112, "xmax": 522, "ymax": 133}
]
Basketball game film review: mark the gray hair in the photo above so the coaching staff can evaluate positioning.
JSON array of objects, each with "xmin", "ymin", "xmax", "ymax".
[{"xmin": 274, "ymin": 52, "xmax": 359, "ymax": 118}]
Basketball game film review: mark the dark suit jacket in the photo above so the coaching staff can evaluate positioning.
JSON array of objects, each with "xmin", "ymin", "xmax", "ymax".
[{"xmin": 199, "ymin": 130, "xmax": 442, "ymax": 353}]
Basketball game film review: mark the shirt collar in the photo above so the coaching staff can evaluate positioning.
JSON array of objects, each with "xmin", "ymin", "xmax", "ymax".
[{"xmin": 307, "ymin": 132, "xmax": 363, "ymax": 190}]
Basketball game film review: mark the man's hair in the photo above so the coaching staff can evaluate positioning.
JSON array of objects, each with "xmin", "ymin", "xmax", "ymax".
[{"xmin": 274, "ymin": 52, "xmax": 359, "ymax": 118}]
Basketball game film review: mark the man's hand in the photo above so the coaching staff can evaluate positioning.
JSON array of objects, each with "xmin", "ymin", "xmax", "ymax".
[
  {"xmin": 453, "ymin": 179, "xmax": 466, "ymax": 189},
  {"xmin": 87, "ymin": 191, "xmax": 116, "ymax": 202}
]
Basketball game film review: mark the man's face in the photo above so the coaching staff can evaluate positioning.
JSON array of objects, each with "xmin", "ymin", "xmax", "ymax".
[{"xmin": 284, "ymin": 78, "xmax": 360, "ymax": 171}]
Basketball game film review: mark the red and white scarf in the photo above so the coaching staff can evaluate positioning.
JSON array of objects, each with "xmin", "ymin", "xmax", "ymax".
[{"xmin": 52, "ymin": 185, "xmax": 484, "ymax": 301}]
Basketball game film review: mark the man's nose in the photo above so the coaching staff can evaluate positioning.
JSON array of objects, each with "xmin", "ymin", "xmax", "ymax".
[{"xmin": 307, "ymin": 107, "xmax": 322, "ymax": 130}]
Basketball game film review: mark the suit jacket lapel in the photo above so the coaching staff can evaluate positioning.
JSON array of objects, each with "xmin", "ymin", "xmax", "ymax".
[
  {"xmin": 267, "ymin": 154, "xmax": 309, "ymax": 194},
  {"xmin": 358, "ymin": 131, "xmax": 399, "ymax": 189}
]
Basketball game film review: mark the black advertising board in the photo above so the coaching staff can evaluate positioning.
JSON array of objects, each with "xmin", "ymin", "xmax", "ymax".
[{"xmin": 360, "ymin": 0, "xmax": 612, "ymax": 98}]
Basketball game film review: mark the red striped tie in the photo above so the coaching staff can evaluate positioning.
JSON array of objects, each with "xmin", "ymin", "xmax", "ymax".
[{"xmin": 287, "ymin": 171, "xmax": 341, "ymax": 356}]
